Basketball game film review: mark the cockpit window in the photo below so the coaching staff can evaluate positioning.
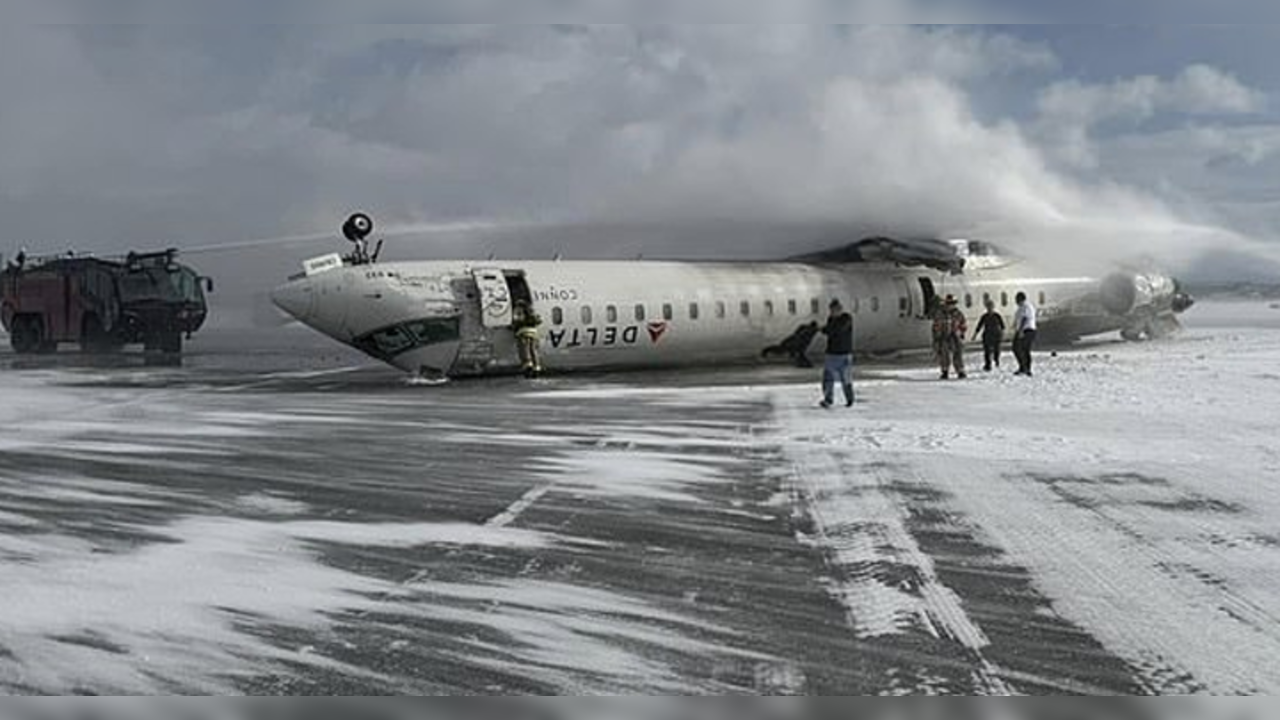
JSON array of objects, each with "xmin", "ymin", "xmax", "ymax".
[
  {"xmin": 368, "ymin": 326, "xmax": 415, "ymax": 355},
  {"xmin": 404, "ymin": 318, "xmax": 461, "ymax": 345},
  {"xmin": 355, "ymin": 317, "xmax": 460, "ymax": 359}
]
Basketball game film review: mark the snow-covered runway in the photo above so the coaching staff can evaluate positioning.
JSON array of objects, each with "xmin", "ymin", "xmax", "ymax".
[
  {"xmin": 1, "ymin": 303, "xmax": 1279, "ymax": 694},
  {"xmin": 779, "ymin": 304, "xmax": 1280, "ymax": 694}
]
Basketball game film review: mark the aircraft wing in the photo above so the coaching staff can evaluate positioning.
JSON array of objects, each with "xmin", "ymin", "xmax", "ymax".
[{"xmin": 791, "ymin": 237, "xmax": 966, "ymax": 274}]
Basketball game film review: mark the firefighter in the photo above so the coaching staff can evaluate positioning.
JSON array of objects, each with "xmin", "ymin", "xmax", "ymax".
[
  {"xmin": 512, "ymin": 299, "xmax": 543, "ymax": 378},
  {"xmin": 972, "ymin": 298, "xmax": 1005, "ymax": 372},
  {"xmin": 932, "ymin": 294, "xmax": 968, "ymax": 379}
]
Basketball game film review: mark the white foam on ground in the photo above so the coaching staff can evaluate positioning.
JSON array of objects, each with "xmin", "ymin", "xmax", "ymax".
[
  {"xmin": 1, "ymin": 475, "xmax": 190, "ymax": 509},
  {"xmin": 773, "ymin": 304, "xmax": 1280, "ymax": 694},
  {"xmin": 407, "ymin": 578, "xmax": 763, "ymax": 694},
  {"xmin": 233, "ymin": 492, "xmax": 311, "ymax": 516},
  {"xmin": 0, "ymin": 509, "xmax": 559, "ymax": 694},
  {"xmin": 533, "ymin": 449, "xmax": 733, "ymax": 505}
]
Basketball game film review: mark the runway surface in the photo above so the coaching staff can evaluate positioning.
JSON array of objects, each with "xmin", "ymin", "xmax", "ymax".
[{"xmin": 2, "ymin": 301, "xmax": 1279, "ymax": 695}]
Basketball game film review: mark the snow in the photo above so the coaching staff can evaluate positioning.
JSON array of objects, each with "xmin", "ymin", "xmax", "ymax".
[
  {"xmin": 775, "ymin": 303, "xmax": 1280, "ymax": 694},
  {"xmin": 532, "ymin": 449, "xmax": 735, "ymax": 505},
  {"xmin": 5, "ymin": 300, "xmax": 1280, "ymax": 694},
  {"xmin": 0, "ymin": 508, "xmax": 564, "ymax": 694},
  {"xmin": 405, "ymin": 578, "xmax": 762, "ymax": 695}
]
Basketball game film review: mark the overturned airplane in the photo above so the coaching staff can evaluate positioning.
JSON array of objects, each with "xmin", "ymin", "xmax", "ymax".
[{"xmin": 271, "ymin": 215, "xmax": 1194, "ymax": 379}]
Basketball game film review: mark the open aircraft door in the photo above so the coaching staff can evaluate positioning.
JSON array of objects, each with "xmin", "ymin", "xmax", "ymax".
[
  {"xmin": 472, "ymin": 268, "xmax": 513, "ymax": 329},
  {"xmin": 893, "ymin": 277, "xmax": 913, "ymax": 319}
]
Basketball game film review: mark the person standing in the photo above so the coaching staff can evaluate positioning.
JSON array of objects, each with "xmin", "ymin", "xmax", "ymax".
[
  {"xmin": 511, "ymin": 299, "xmax": 543, "ymax": 378},
  {"xmin": 931, "ymin": 295, "xmax": 968, "ymax": 379},
  {"xmin": 973, "ymin": 298, "xmax": 1005, "ymax": 372},
  {"xmin": 1012, "ymin": 291, "xmax": 1038, "ymax": 376},
  {"xmin": 819, "ymin": 299, "xmax": 855, "ymax": 408}
]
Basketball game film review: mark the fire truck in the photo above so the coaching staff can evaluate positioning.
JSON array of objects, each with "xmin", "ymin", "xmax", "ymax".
[{"xmin": 1, "ymin": 249, "xmax": 211, "ymax": 356}]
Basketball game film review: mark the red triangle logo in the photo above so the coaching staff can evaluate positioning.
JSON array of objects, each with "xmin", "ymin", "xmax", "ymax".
[{"xmin": 647, "ymin": 321, "xmax": 669, "ymax": 344}]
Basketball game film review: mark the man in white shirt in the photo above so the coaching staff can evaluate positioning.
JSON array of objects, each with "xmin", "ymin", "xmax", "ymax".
[{"xmin": 1012, "ymin": 291, "xmax": 1038, "ymax": 376}]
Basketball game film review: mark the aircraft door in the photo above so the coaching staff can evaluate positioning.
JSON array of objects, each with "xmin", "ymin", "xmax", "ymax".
[
  {"xmin": 918, "ymin": 277, "xmax": 938, "ymax": 318},
  {"xmin": 893, "ymin": 277, "xmax": 912, "ymax": 319},
  {"xmin": 471, "ymin": 267, "xmax": 513, "ymax": 329}
]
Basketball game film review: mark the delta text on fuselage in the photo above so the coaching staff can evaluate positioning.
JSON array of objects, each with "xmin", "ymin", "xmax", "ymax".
[{"xmin": 270, "ymin": 215, "xmax": 1195, "ymax": 380}]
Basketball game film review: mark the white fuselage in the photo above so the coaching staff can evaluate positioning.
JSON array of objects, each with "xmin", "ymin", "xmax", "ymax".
[{"xmin": 270, "ymin": 250, "xmax": 1156, "ymax": 378}]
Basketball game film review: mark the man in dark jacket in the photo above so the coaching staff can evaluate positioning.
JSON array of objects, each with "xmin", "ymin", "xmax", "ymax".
[
  {"xmin": 819, "ymin": 299, "xmax": 855, "ymax": 408},
  {"xmin": 973, "ymin": 298, "xmax": 1005, "ymax": 372}
]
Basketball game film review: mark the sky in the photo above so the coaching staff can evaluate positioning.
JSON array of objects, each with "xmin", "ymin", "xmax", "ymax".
[{"xmin": 4, "ymin": 17, "xmax": 1280, "ymax": 320}]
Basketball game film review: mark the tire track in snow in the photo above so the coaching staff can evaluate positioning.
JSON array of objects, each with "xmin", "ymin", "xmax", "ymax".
[
  {"xmin": 780, "ymin": 404, "xmax": 1015, "ymax": 695},
  {"xmin": 1016, "ymin": 472, "xmax": 1280, "ymax": 694}
]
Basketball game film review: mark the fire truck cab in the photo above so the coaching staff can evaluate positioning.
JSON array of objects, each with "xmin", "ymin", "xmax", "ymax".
[{"xmin": 2, "ymin": 249, "xmax": 210, "ymax": 357}]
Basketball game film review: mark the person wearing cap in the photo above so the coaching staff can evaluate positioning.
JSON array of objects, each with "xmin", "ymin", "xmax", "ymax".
[
  {"xmin": 931, "ymin": 294, "xmax": 968, "ymax": 379},
  {"xmin": 818, "ymin": 298, "xmax": 855, "ymax": 408}
]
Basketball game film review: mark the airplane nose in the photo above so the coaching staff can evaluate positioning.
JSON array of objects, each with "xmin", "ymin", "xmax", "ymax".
[{"xmin": 271, "ymin": 279, "xmax": 314, "ymax": 321}]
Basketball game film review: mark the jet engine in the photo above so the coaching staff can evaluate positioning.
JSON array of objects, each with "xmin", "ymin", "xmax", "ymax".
[
  {"xmin": 1099, "ymin": 271, "xmax": 1177, "ymax": 316},
  {"xmin": 1099, "ymin": 270, "xmax": 1194, "ymax": 340}
]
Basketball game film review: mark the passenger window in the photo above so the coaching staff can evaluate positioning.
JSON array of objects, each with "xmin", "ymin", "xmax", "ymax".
[
  {"xmin": 1001, "ymin": 292, "xmax": 1009, "ymax": 307},
  {"xmin": 635, "ymin": 304, "xmax": 646, "ymax": 321},
  {"xmin": 552, "ymin": 307, "xmax": 564, "ymax": 326},
  {"xmin": 965, "ymin": 294, "xmax": 973, "ymax": 309},
  {"xmin": 871, "ymin": 297, "xmax": 880, "ymax": 313},
  {"xmin": 1039, "ymin": 292, "xmax": 1046, "ymax": 306},
  {"xmin": 581, "ymin": 306, "xmax": 593, "ymax": 325},
  {"xmin": 662, "ymin": 303, "xmax": 673, "ymax": 321},
  {"xmin": 606, "ymin": 305, "xmax": 618, "ymax": 324},
  {"xmin": 983, "ymin": 293, "xmax": 992, "ymax": 307},
  {"xmin": 689, "ymin": 302, "xmax": 699, "ymax": 320},
  {"xmin": 898, "ymin": 296, "xmax": 908, "ymax": 313},
  {"xmin": 764, "ymin": 300, "xmax": 775, "ymax": 317},
  {"xmin": 715, "ymin": 301, "xmax": 726, "ymax": 319},
  {"xmin": 740, "ymin": 301, "xmax": 751, "ymax": 317},
  {"xmin": 787, "ymin": 299, "xmax": 797, "ymax": 315},
  {"xmin": 811, "ymin": 298, "xmax": 821, "ymax": 315}
]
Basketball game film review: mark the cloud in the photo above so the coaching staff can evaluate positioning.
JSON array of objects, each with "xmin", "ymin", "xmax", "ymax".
[
  {"xmin": 0, "ymin": 22, "xmax": 1276, "ymax": 318},
  {"xmin": 1036, "ymin": 64, "xmax": 1265, "ymax": 168}
]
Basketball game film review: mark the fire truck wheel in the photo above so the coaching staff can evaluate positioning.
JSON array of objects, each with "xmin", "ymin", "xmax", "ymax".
[{"xmin": 10, "ymin": 316, "xmax": 39, "ymax": 354}]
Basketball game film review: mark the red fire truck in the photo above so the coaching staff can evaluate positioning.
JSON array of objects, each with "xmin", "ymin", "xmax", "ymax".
[{"xmin": 2, "ymin": 249, "xmax": 211, "ymax": 356}]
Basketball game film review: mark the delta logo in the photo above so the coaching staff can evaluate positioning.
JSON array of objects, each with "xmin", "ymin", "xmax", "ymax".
[{"xmin": 647, "ymin": 321, "xmax": 669, "ymax": 344}]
